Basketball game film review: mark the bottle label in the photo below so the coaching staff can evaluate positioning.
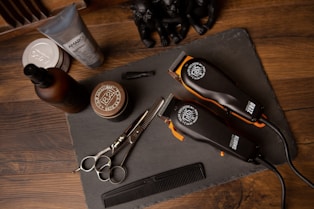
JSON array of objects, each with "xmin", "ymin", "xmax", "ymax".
[{"xmin": 63, "ymin": 32, "xmax": 101, "ymax": 66}]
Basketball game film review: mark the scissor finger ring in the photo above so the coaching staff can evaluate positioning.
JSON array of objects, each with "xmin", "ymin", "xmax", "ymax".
[
  {"xmin": 95, "ymin": 155, "xmax": 112, "ymax": 182},
  {"xmin": 109, "ymin": 166, "xmax": 127, "ymax": 184},
  {"xmin": 95, "ymin": 155, "xmax": 111, "ymax": 170},
  {"xmin": 79, "ymin": 155, "xmax": 98, "ymax": 172}
]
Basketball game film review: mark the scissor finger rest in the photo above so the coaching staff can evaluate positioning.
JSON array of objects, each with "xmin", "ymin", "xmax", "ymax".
[
  {"xmin": 97, "ymin": 165, "xmax": 127, "ymax": 184},
  {"xmin": 95, "ymin": 155, "xmax": 112, "ymax": 182},
  {"xmin": 79, "ymin": 155, "xmax": 98, "ymax": 172},
  {"xmin": 109, "ymin": 166, "xmax": 127, "ymax": 184},
  {"xmin": 96, "ymin": 162, "xmax": 126, "ymax": 183}
]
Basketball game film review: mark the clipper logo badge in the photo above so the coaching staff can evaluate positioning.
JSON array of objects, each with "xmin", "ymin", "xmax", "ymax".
[
  {"xmin": 178, "ymin": 105, "xmax": 199, "ymax": 126},
  {"xmin": 187, "ymin": 62, "xmax": 206, "ymax": 80}
]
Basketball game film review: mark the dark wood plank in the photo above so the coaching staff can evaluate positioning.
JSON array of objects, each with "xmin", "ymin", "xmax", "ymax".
[
  {"xmin": 255, "ymin": 38, "xmax": 314, "ymax": 80},
  {"xmin": 271, "ymin": 77, "xmax": 314, "ymax": 111},
  {"xmin": 0, "ymin": 149, "xmax": 77, "ymax": 175},
  {"xmin": 0, "ymin": 100, "xmax": 76, "ymax": 175},
  {"xmin": 0, "ymin": 173, "xmax": 86, "ymax": 209},
  {"xmin": 0, "ymin": 100, "xmax": 71, "ymax": 150}
]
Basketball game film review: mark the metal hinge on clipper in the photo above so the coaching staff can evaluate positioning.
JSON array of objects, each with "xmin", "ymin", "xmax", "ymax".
[
  {"xmin": 158, "ymin": 94, "xmax": 260, "ymax": 162},
  {"xmin": 168, "ymin": 52, "xmax": 265, "ymax": 128}
]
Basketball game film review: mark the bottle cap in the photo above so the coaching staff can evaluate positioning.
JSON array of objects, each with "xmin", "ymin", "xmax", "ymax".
[
  {"xmin": 23, "ymin": 64, "xmax": 53, "ymax": 88},
  {"xmin": 91, "ymin": 81, "xmax": 130, "ymax": 121},
  {"xmin": 22, "ymin": 38, "xmax": 71, "ymax": 72}
]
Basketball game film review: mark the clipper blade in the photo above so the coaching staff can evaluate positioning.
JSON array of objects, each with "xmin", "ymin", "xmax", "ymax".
[
  {"xmin": 168, "ymin": 51, "xmax": 189, "ymax": 80},
  {"xmin": 157, "ymin": 94, "xmax": 176, "ymax": 120},
  {"xmin": 168, "ymin": 51, "xmax": 187, "ymax": 73}
]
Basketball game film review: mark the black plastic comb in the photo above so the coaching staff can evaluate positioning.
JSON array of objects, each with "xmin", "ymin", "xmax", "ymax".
[{"xmin": 102, "ymin": 163, "xmax": 206, "ymax": 208}]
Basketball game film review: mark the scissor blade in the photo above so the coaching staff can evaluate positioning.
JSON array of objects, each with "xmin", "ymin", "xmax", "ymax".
[
  {"xmin": 140, "ymin": 97, "xmax": 165, "ymax": 130},
  {"xmin": 109, "ymin": 98, "xmax": 165, "ymax": 172},
  {"xmin": 125, "ymin": 97, "xmax": 165, "ymax": 138},
  {"xmin": 122, "ymin": 111, "xmax": 146, "ymax": 137}
]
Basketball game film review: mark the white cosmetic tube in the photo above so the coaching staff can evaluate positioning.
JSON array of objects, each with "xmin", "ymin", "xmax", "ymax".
[{"xmin": 38, "ymin": 4, "xmax": 104, "ymax": 68}]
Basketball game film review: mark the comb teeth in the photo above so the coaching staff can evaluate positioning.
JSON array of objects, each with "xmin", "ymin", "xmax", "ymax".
[{"xmin": 102, "ymin": 163, "xmax": 206, "ymax": 208}]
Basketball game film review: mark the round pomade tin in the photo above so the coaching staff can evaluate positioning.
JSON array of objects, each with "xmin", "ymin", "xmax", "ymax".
[
  {"xmin": 22, "ymin": 38, "xmax": 71, "ymax": 72},
  {"xmin": 91, "ymin": 81, "xmax": 130, "ymax": 121}
]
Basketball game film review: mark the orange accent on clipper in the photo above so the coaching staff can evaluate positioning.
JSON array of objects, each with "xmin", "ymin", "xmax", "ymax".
[
  {"xmin": 168, "ymin": 55, "xmax": 194, "ymax": 81},
  {"xmin": 230, "ymin": 112, "xmax": 265, "ymax": 128},
  {"xmin": 168, "ymin": 122, "xmax": 185, "ymax": 141}
]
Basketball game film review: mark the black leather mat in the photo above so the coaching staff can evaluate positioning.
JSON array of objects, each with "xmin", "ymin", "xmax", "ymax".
[{"xmin": 67, "ymin": 28, "xmax": 296, "ymax": 209}]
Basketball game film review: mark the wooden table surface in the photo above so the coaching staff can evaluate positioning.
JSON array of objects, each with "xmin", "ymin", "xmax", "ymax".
[{"xmin": 0, "ymin": 0, "xmax": 313, "ymax": 208}]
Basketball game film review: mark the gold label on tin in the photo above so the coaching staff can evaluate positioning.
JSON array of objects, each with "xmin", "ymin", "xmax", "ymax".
[{"xmin": 94, "ymin": 85, "xmax": 122, "ymax": 112}]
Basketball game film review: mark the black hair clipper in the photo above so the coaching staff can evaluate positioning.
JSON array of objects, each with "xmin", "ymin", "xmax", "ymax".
[
  {"xmin": 158, "ymin": 94, "xmax": 260, "ymax": 162},
  {"xmin": 168, "ymin": 52, "xmax": 265, "ymax": 128}
]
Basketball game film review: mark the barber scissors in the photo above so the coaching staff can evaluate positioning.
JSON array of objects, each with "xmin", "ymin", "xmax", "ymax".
[{"xmin": 73, "ymin": 97, "xmax": 165, "ymax": 184}]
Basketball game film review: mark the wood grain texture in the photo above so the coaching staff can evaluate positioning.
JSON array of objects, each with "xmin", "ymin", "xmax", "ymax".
[{"xmin": 0, "ymin": 0, "xmax": 313, "ymax": 209}]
